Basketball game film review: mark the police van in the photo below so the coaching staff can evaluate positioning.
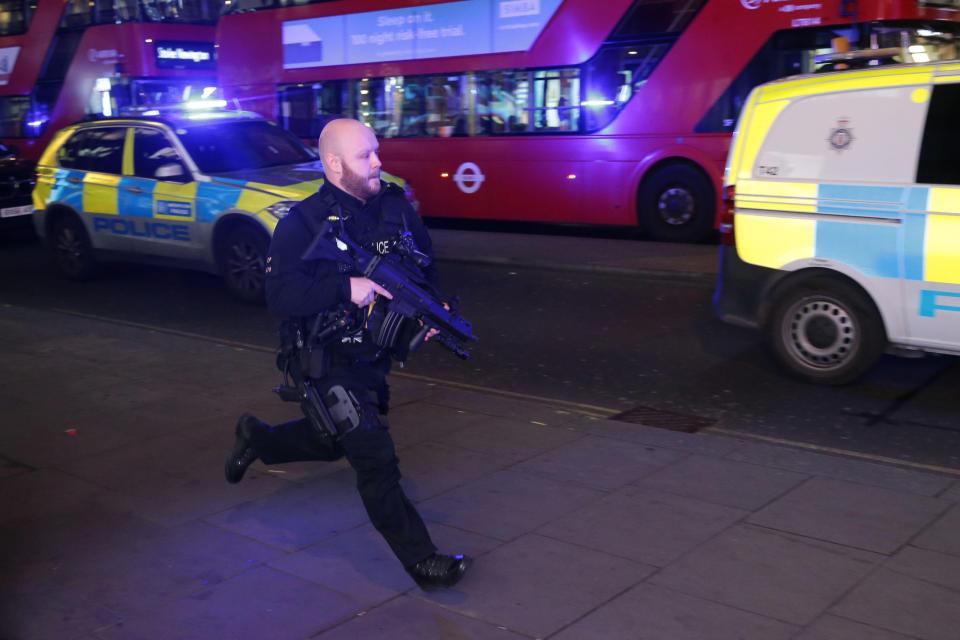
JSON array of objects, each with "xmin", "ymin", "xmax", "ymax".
[
  {"xmin": 714, "ymin": 61, "xmax": 960, "ymax": 384},
  {"xmin": 31, "ymin": 106, "xmax": 413, "ymax": 302}
]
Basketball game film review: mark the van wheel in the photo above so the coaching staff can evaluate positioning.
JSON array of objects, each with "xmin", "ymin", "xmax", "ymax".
[
  {"xmin": 217, "ymin": 226, "xmax": 268, "ymax": 304},
  {"xmin": 767, "ymin": 278, "xmax": 885, "ymax": 385},
  {"xmin": 50, "ymin": 215, "xmax": 97, "ymax": 281},
  {"xmin": 638, "ymin": 164, "xmax": 715, "ymax": 243}
]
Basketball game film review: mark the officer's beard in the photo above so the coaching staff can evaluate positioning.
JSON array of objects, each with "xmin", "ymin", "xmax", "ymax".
[{"xmin": 341, "ymin": 163, "xmax": 381, "ymax": 202}]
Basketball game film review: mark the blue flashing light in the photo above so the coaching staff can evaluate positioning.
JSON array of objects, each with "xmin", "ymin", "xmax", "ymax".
[
  {"xmin": 185, "ymin": 111, "xmax": 230, "ymax": 120},
  {"xmin": 27, "ymin": 120, "xmax": 45, "ymax": 128},
  {"xmin": 184, "ymin": 99, "xmax": 227, "ymax": 110},
  {"xmin": 142, "ymin": 109, "xmax": 161, "ymax": 116},
  {"xmin": 581, "ymin": 99, "xmax": 615, "ymax": 107}
]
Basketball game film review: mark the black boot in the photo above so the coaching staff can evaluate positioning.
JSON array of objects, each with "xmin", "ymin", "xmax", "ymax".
[
  {"xmin": 407, "ymin": 553, "xmax": 472, "ymax": 590},
  {"xmin": 225, "ymin": 413, "xmax": 261, "ymax": 484}
]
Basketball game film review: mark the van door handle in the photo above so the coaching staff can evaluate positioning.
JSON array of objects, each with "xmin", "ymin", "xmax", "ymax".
[
  {"xmin": 66, "ymin": 176, "xmax": 83, "ymax": 184},
  {"xmin": 125, "ymin": 186, "xmax": 143, "ymax": 194}
]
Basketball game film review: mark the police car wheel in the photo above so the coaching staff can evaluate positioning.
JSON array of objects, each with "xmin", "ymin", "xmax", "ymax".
[
  {"xmin": 638, "ymin": 164, "xmax": 715, "ymax": 243},
  {"xmin": 768, "ymin": 278, "xmax": 885, "ymax": 385},
  {"xmin": 218, "ymin": 226, "xmax": 268, "ymax": 304},
  {"xmin": 50, "ymin": 215, "xmax": 97, "ymax": 281}
]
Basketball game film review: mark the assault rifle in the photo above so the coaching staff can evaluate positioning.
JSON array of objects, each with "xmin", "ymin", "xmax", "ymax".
[
  {"xmin": 302, "ymin": 220, "xmax": 478, "ymax": 359},
  {"xmin": 273, "ymin": 221, "xmax": 477, "ymax": 439}
]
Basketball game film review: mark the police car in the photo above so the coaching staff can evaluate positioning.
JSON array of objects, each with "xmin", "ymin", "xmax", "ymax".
[
  {"xmin": 715, "ymin": 61, "xmax": 960, "ymax": 384},
  {"xmin": 31, "ymin": 104, "xmax": 413, "ymax": 302}
]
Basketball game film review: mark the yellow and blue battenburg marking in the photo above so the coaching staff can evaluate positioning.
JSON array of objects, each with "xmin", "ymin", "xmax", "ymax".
[
  {"xmin": 47, "ymin": 169, "xmax": 320, "ymax": 237},
  {"xmin": 735, "ymin": 181, "xmax": 960, "ymax": 286}
]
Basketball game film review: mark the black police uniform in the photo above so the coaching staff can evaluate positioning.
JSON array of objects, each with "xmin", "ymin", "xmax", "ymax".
[{"xmin": 243, "ymin": 180, "xmax": 438, "ymax": 569}]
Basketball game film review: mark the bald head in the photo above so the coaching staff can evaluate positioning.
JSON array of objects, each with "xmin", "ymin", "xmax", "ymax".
[{"xmin": 319, "ymin": 118, "xmax": 382, "ymax": 202}]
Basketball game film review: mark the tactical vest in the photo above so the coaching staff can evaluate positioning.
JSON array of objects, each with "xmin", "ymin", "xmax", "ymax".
[{"xmin": 295, "ymin": 183, "xmax": 427, "ymax": 363}]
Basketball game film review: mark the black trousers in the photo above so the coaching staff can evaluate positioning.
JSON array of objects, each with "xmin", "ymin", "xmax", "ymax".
[{"xmin": 247, "ymin": 367, "xmax": 437, "ymax": 568}]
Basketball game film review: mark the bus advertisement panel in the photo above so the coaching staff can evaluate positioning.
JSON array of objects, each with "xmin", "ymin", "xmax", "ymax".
[
  {"xmin": 218, "ymin": 0, "xmax": 960, "ymax": 241},
  {"xmin": 0, "ymin": 0, "xmax": 222, "ymax": 161}
]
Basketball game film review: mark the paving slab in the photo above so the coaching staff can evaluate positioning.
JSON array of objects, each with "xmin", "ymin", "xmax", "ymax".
[
  {"xmin": 939, "ymin": 480, "xmax": 960, "ymax": 502},
  {"xmin": 551, "ymin": 583, "xmax": 799, "ymax": 640},
  {"xmin": 268, "ymin": 522, "xmax": 501, "ymax": 609},
  {"xmin": 0, "ymin": 503, "xmax": 156, "ymax": 572},
  {"xmin": 415, "ymin": 533, "xmax": 653, "ymax": 639},
  {"xmin": 432, "ymin": 415, "xmax": 585, "ymax": 464},
  {"xmin": 539, "ymin": 486, "xmax": 746, "ymax": 567},
  {"xmin": 386, "ymin": 401, "xmax": 492, "ymax": 450},
  {"xmin": 650, "ymin": 524, "xmax": 882, "ymax": 626},
  {"xmin": 418, "ymin": 468, "xmax": 604, "ymax": 541},
  {"xmin": 832, "ymin": 568, "xmax": 960, "ymax": 640},
  {"xmin": 884, "ymin": 545, "xmax": 960, "ymax": 591},
  {"xmin": 728, "ymin": 442, "xmax": 953, "ymax": 496},
  {"xmin": 3, "ymin": 520, "xmax": 284, "ymax": 629},
  {"xmin": 566, "ymin": 414, "xmax": 743, "ymax": 457},
  {"xmin": 0, "ymin": 594, "xmax": 120, "ymax": 640},
  {"xmin": 425, "ymin": 386, "xmax": 584, "ymax": 427},
  {"xmin": 204, "ymin": 469, "xmax": 371, "ymax": 551},
  {"xmin": 795, "ymin": 615, "xmax": 918, "ymax": 640},
  {"xmin": 747, "ymin": 476, "xmax": 949, "ymax": 554},
  {"xmin": 396, "ymin": 440, "xmax": 509, "ymax": 502},
  {"xmin": 636, "ymin": 454, "xmax": 809, "ymax": 510},
  {"xmin": 312, "ymin": 595, "xmax": 528, "ymax": 639},
  {"xmin": 0, "ymin": 468, "xmax": 105, "ymax": 524},
  {"xmin": 911, "ymin": 503, "xmax": 960, "ymax": 557},
  {"xmin": 93, "ymin": 566, "xmax": 359, "ymax": 640},
  {"xmin": 513, "ymin": 435, "xmax": 688, "ymax": 491}
]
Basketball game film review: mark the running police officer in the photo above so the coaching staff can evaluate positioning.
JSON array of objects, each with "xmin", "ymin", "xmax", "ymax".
[{"xmin": 224, "ymin": 118, "xmax": 470, "ymax": 590}]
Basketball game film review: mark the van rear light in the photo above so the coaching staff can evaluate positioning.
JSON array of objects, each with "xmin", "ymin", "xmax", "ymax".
[{"xmin": 720, "ymin": 184, "xmax": 736, "ymax": 247}]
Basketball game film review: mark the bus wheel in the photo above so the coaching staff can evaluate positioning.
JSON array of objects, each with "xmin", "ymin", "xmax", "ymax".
[
  {"xmin": 217, "ymin": 226, "xmax": 269, "ymax": 304},
  {"xmin": 767, "ymin": 278, "xmax": 885, "ymax": 385},
  {"xmin": 49, "ymin": 214, "xmax": 97, "ymax": 281},
  {"xmin": 638, "ymin": 164, "xmax": 715, "ymax": 243}
]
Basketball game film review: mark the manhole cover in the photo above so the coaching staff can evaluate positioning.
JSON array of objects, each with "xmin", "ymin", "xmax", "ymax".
[{"xmin": 608, "ymin": 405, "xmax": 716, "ymax": 433}]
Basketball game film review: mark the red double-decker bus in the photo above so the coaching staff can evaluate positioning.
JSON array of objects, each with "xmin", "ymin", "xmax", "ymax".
[
  {"xmin": 0, "ymin": 0, "xmax": 223, "ymax": 161},
  {"xmin": 217, "ymin": 0, "xmax": 960, "ymax": 241}
]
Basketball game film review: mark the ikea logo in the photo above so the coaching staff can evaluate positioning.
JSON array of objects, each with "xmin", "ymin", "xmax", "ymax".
[
  {"xmin": 919, "ymin": 290, "xmax": 960, "ymax": 317},
  {"xmin": 93, "ymin": 216, "xmax": 190, "ymax": 242}
]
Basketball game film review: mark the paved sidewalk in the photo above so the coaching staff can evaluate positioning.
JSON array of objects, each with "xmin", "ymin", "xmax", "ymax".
[{"xmin": 1, "ymin": 304, "xmax": 959, "ymax": 640}]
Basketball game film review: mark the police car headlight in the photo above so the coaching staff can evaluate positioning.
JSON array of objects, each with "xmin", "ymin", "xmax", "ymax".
[{"xmin": 265, "ymin": 200, "xmax": 299, "ymax": 219}]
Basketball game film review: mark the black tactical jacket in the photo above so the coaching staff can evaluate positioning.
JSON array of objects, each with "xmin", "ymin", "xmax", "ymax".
[{"xmin": 265, "ymin": 180, "xmax": 437, "ymax": 323}]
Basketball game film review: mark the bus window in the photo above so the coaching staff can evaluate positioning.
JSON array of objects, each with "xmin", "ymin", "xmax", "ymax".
[
  {"xmin": 355, "ymin": 77, "xmax": 400, "ymax": 137},
  {"xmin": 582, "ymin": 43, "xmax": 671, "ymax": 132},
  {"xmin": 532, "ymin": 69, "xmax": 579, "ymax": 132},
  {"xmin": 871, "ymin": 23, "xmax": 960, "ymax": 63},
  {"xmin": 0, "ymin": 0, "xmax": 34, "ymax": 35},
  {"xmin": 62, "ymin": 0, "xmax": 222, "ymax": 24},
  {"xmin": 483, "ymin": 70, "xmax": 531, "ymax": 134},
  {"xmin": 695, "ymin": 25, "xmax": 858, "ymax": 134},
  {"xmin": 611, "ymin": 0, "xmax": 707, "ymax": 39},
  {"xmin": 60, "ymin": 0, "xmax": 92, "ymax": 28},
  {"xmin": 279, "ymin": 81, "xmax": 347, "ymax": 139},
  {"xmin": 0, "ymin": 97, "xmax": 30, "ymax": 137},
  {"xmin": 396, "ymin": 76, "xmax": 427, "ymax": 138},
  {"xmin": 425, "ymin": 75, "xmax": 466, "ymax": 137}
]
